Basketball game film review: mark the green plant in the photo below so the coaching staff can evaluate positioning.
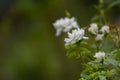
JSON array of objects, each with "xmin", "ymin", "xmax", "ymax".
[{"xmin": 53, "ymin": 0, "xmax": 120, "ymax": 79}]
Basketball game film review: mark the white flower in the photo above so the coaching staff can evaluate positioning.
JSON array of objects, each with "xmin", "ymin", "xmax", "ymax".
[
  {"xmin": 64, "ymin": 28, "xmax": 88, "ymax": 46},
  {"xmin": 95, "ymin": 34, "xmax": 104, "ymax": 41},
  {"xmin": 100, "ymin": 25, "xmax": 110, "ymax": 34},
  {"xmin": 88, "ymin": 23, "xmax": 98, "ymax": 35},
  {"xmin": 53, "ymin": 17, "xmax": 79, "ymax": 36},
  {"xmin": 62, "ymin": 17, "xmax": 79, "ymax": 32},
  {"xmin": 94, "ymin": 51, "xmax": 105, "ymax": 61},
  {"xmin": 53, "ymin": 18, "xmax": 65, "ymax": 36}
]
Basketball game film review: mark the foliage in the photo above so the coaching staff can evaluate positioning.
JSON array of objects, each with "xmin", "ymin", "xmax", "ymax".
[{"xmin": 53, "ymin": 0, "xmax": 120, "ymax": 80}]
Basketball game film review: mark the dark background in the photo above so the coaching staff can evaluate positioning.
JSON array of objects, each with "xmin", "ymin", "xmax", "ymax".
[{"xmin": 0, "ymin": 0, "xmax": 119, "ymax": 80}]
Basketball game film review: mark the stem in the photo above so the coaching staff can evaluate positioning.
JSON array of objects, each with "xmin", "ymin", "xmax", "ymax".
[
  {"xmin": 98, "ymin": 0, "xmax": 107, "ymax": 24},
  {"xmin": 96, "ymin": 41, "xmax": 100, "ymax": 51},
  {"xmin": 100, "ymin": 9, "xmax": 107, "ymax": 24},
  {"xmin": 116, "ymin": 28, "xmax": 120, "ymax": 48},
  {"xmin": 101, "ymin": 58, "xmax": 104, "ymax": 65}
]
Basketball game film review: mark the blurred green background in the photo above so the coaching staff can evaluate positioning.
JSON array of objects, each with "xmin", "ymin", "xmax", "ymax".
[{"xmin": 0, "ymin": 0, "xmax": 119, "ymax": 80}]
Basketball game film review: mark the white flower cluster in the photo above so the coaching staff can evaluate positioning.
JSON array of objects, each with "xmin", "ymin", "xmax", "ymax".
[
  {"xmin": 88, "ymin": 23, "xmax": 98, "ymax": 35},
  {"xmin": 64, "ymin": 28, "xmax": 88, "ymax": 46},
  {"xmin": 88, "ymin": 23, "xmax": 110, "ymax": 41},
  {"xmin": 94, "ymin": 51, "xmax": 105, "ymax": 61},
  {"xmin": 53, "ymin": 17, "xmax": 88, "ymax": 46},
  {"xmin": 95, "ymin": 34, "xmax": 104, "ymax": 41},
  {"xmin": 100, "ymin": 25, "xmax": 110, "ymax": 34},
  {"xmin": 53, "ymin": 17, "xmax": 79, "ymax": 36}
]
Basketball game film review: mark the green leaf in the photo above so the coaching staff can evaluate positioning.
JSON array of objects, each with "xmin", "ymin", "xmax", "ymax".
[
  {"xmin": 65, "ymin": 43, "xmax": 77, "ymax": 49},
  {"xmin": 65, "ymin": 10, "xmax": 71, "ymax": 18},
  {"xmin": 91, "ymin": 15, "xmax": 99, "ymax": 22},
  {"xmin": 80, "ymin": 41, "xmax": 88, "ymax": 45},
  {"xmin": 66, "ymin": 49, "xmax": 80, "ymax": 58},
  {"xmin": 108, "ymin": 0, "xmax": 120, "ymax": 9},
  {"xmin": 99, "ymin": 76, "xmax": 106, "ymax": 80},
  {"xmin": 87, "ymin": 72, "xmax": 100, "ymax": 80},
  {"xmin": 101, "ymin": 40, "xmax": 116, "ymax": 53},
  {"xmin": 80, "ymin": 47, "xmax": 91, "ymax": 55}
]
